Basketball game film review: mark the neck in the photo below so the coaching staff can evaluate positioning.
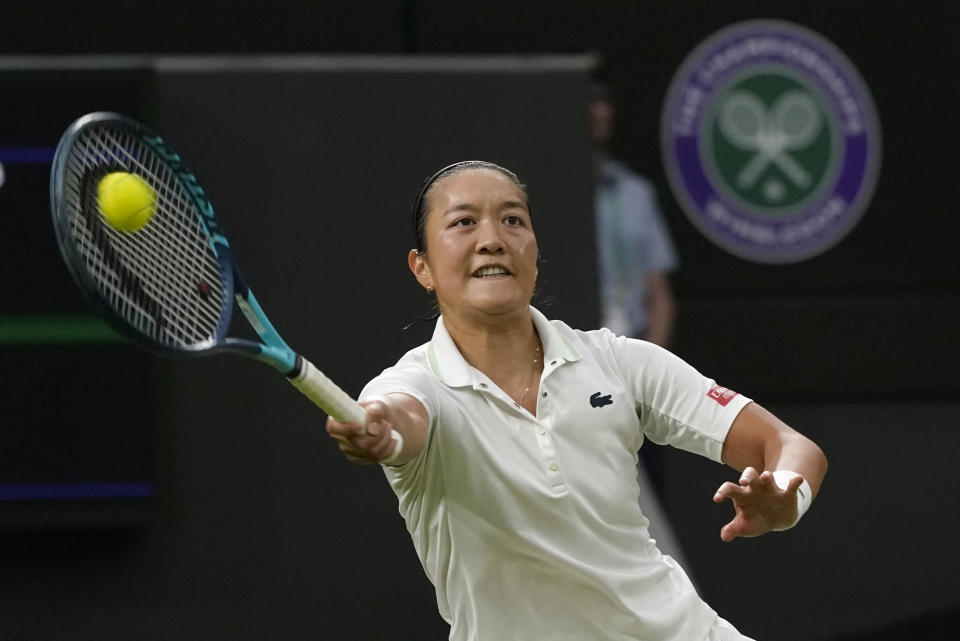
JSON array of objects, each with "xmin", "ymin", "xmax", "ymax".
[{"xmin": 440, "ymin": 305, "xmax": 539, "ymax": 376}]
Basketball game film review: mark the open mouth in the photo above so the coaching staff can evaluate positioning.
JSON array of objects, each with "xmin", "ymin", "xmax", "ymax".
[{"xmin": 473, "ymin": 265, "xmax": 511, "ymax": 278}]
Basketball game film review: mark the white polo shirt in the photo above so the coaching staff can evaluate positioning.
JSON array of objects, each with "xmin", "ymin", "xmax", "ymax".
[{"xmin": 360, "ymin": 307, "xmax": 751, "ymax": 641}]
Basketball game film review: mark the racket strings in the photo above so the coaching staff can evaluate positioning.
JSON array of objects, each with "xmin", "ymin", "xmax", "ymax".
[
  {"xmin": 98, "ymin": 126, "xmax": 225, "ymax": 344},
  {"xmin": 63, "ymin": 124, "xmax": 227, "ymax": 349},
  {"xmin": 78, "ymin": 169, "xmax": 165, "ymax": 334}
]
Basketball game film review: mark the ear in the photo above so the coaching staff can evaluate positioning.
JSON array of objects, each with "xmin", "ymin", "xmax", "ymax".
[{"xmin": 408, "ymin": 249, "xmax": 434, "ymax": 291}]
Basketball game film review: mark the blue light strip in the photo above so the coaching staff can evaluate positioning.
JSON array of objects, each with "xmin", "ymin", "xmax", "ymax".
[
  {"xmin": 0, "ymin": 146, "xmax": 56, "ymax": 164},
  {"xmin": 0, "ymin": 482, "xmax": 155, "ymax": 500}
]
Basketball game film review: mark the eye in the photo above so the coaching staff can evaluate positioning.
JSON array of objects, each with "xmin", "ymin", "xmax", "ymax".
[
  {"xmin": 503, "ymin": 214, "xmax": 525, "ymax": 226},
  {"xmin": 451, "ymin": 217, "xmax": 475, "ymax": 227}
]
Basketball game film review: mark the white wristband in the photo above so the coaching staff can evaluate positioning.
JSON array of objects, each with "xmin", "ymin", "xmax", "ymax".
[
  {"xmin": 772, "ymin": 470, "xmax": 813, "ymax": 531},
  {"xmin": 380, "ymin": 429, "xmax": 404, "ymax": 466}
]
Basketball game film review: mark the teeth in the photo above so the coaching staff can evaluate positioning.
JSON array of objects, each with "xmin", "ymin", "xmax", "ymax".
[{"xmin": 475, "ymin": 266, "xmax": 509, "ymax": 277}]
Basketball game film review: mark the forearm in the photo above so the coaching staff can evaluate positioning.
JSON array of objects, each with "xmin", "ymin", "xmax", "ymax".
[
  {"xmin": 723, "ymin": 403, "xmax": 828, "ymax": 495},
  {"xmin": 717, "ymin": 403, "xmax": 827, "ymax": 539},
  {"xmin": 763, "ymin": 428, "xmax": 828, "ymax": 498}
]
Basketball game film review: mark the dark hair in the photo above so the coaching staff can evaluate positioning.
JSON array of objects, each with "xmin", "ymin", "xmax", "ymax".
[{"xmin": 411, "ymin": 160, "xmax": 527, "ymax": 253}]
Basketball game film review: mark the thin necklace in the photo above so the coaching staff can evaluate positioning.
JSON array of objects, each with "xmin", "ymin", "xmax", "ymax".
[{"xmin": 518, "ymin": 344, "xmax": 541, "ymax": 406}]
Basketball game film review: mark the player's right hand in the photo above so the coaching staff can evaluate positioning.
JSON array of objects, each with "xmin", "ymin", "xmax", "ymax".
[{"xmin": 326, "ymin": 399, "xmax": 398, "ymax": 465}]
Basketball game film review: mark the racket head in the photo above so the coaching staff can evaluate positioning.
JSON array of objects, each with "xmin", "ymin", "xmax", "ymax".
[{"xmin": 50, "ymin": 112, "xmax": 235, "ymax": 357}]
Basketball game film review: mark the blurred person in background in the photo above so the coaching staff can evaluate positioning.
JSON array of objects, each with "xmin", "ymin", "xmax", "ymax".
[
  {"xmin": 591, "ymin": 81, "xmax": 678, "ymax": 348},
  {"xmin": 590, "ymin": 80, "xmax": 688, "ymax": 567}
]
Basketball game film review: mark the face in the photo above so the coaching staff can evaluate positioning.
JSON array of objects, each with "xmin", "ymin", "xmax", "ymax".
[
  {"xmin": 589, "ymin": 97, "xmax": 615, "ymax": 147},
  {"xmin": 408, "ymin": 168, "xmax": 538, "ymax": 321}
]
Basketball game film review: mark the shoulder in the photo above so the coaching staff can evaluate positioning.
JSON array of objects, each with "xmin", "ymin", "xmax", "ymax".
[
  {"xmin": 553, "ymin": 318, "xmax": 693, "ymax": 380},
  {"xmin": 359, "ymin": 342, "xmax": 435, "ymax": 400},
  {"xmin": 547, "ymin": 317, "xmax": 634, "ymax": 350},
  {"xmin": 546, "ymin": 318, "xmax": 657, "ymax": 366},
  {"xmin": 543, "ymin": 317, "xmax": 602, "ymax": 352},
  {"xmin": 557, "ymin": 321, "xmax": 613, "ymax": 354}
]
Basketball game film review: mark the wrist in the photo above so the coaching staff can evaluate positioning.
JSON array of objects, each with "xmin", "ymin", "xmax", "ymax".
[{"xmin": 771, "ymin": 470, "xmax": 813, "ymax": 531}]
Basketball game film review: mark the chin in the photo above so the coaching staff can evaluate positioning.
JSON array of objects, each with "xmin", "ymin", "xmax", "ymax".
[{"xmin": 467, "ymin": 295, "xmax": 530, "ymax": 317}]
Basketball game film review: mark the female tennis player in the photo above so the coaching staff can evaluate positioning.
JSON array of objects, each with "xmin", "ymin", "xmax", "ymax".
[{"xmin": 326, "ymin": 161, "xmax": 827, "ymax": 641}]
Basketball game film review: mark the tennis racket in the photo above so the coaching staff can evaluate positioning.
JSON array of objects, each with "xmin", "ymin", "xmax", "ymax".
[{"xmin": 49, "ymin": 112, "xmax": 400, "ymax": 455}]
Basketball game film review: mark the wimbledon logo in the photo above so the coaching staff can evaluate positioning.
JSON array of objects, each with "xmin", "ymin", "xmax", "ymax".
[{"xmin": 661, "ymin": 20, "xmax": 881, "ymax": 263}]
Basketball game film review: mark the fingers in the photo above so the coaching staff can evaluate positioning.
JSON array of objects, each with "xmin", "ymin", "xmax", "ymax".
[
  {"xmin": 716, "ymin": 468, "xmax": 807, "ymax": 541},
  {"xmin": 720, "ymin": 520, "xmax": 740, "ymax": 543},
  {"xmin": 364, "ymin": 420, "xmax": 401, "ymax": 460},
  {"xmin": 326, "ymin": 398, "xmax": 388, "ymax": 440},
  {"xmin": 784, "ymin": 473, "xmax": 804, "ymax": 496},
  {"xmin": 719, "ymin": 507, "xmax": 753, "ymax": 542},
  {"xmin": 713, "ymin": 481, "xmax": 742, "ymax": 503},
  {"xmin": 326, "ymin": 408, "xmax": 398, "ymax": 465},
  {"xmin": 326, "ymin": 414, "xmax": 365, "ymax": 438},
  {"xmin": 731, "ymin": 467, "xmax": 772, "ymax": 497},
  {"xmin": 741, "ymin": 466, "xmax": 774, "ymax": 488}
]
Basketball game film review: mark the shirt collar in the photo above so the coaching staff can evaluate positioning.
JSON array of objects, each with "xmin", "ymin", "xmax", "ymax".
[{"xmin": 426, "ymin": 306, "xmax": 581, "ymax": 388}]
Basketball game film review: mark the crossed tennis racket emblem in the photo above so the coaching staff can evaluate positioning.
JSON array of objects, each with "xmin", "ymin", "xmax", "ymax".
[{"xmin": 718, "ymin": 89, "xmax": 823, "ymax": 190}]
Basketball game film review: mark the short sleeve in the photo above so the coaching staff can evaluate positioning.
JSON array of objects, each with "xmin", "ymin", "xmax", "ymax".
[
  {"xmin": 359, "ymin": 363, "xmax": 437, "ymax": 483},
  {"xmin": 360, "ymin": 366, "xmax": 436, "ymax": 429},
  {"xmin": 608, "ymin": 333, "xmax": 750, "ymax": 462}
]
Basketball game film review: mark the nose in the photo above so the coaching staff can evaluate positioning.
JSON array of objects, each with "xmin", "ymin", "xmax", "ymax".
[{"xmin": 476, "ymin": 219, "xmax": 505, "ymax": 254}]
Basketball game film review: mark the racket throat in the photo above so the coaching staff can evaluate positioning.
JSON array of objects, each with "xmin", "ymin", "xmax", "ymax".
[
  {"xmin": 287, "ymin": 353, "xmax": 308, "ymax": 379},
  {"xmin": 236, "ymin": 295, "xmax": 268, "ymax": 335}
]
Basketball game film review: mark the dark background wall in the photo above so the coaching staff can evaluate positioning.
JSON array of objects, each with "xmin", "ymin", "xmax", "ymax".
[
  {"xmin": 1, "ymin": 59, "xmax": 595, "ymax": 641},
  {"xmin": 1, "ymin": 2, "xmax": 958, "ymax": 640}
]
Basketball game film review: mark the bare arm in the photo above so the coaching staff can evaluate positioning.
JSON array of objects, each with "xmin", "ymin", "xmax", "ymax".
[
  {"xmin": 641, "ymin": 271, "xmax": 675, "ymax": 348},
  {"xmin": 325, "ymin": 393, "xmax": 428, "ymax": 467},
  {"xmin": 714, "ymin": 402, "xmax": 828, "ymax": 541}
]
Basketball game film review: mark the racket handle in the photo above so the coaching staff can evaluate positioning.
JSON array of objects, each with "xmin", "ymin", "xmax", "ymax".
[
  {"xmin": 288, "ymin": 356, "xmax": 405, "ymax": 463},
  {"xmin": 288, "ymin": 356, "xmax": 367, "ymax": 425}
]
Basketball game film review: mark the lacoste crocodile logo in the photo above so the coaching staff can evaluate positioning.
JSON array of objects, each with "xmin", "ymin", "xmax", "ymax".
[{"xmin": 589, "ymin": 392, "xmax": 613, "ymax": 408}]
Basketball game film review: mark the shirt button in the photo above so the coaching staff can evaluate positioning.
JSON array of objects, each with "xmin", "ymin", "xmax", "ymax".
[
  {"xmin": 548, "ymin": 462, "xmax": 559, "ymax": 472},
  {"xmin": 542, "ymin": 391, "xmax": 548, "ymax": 398},
  {"xmin": 550, "ymin": 360, "xmax": 557, "ymax": 366},
  {"xmin": 536, "ymin": 427, "xmax": 545, "ymax": 436}
]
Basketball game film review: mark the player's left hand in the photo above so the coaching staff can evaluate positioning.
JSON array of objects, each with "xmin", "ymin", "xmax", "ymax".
[{"xmin": 713, "ymin": 466, "xmax": 803, "ymax": 542}]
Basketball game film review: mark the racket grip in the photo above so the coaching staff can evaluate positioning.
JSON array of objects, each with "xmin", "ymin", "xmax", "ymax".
[
  {"xmin": 288, "ymin": 356, "xmax": 367, "ymax": 425},
  {"xmin": 289, "ymin": 356, "xmax": 404, "ymax": 463}
]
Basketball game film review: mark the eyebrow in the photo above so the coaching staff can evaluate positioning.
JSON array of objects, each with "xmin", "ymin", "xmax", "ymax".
[{"xmin": 442, "ymin": 199, "xmax": 529, "ymax": 217}]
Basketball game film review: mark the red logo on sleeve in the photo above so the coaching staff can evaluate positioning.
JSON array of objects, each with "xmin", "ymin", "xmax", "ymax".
[{"xmin": 707, "ymin": 385, "xmax": 739, "ymax": 407}]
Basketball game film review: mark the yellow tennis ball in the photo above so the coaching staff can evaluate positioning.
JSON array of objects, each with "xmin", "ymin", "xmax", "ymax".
[{"xmin": 97, "ymin": 172, "xmax": 157, "ymax": 232}]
